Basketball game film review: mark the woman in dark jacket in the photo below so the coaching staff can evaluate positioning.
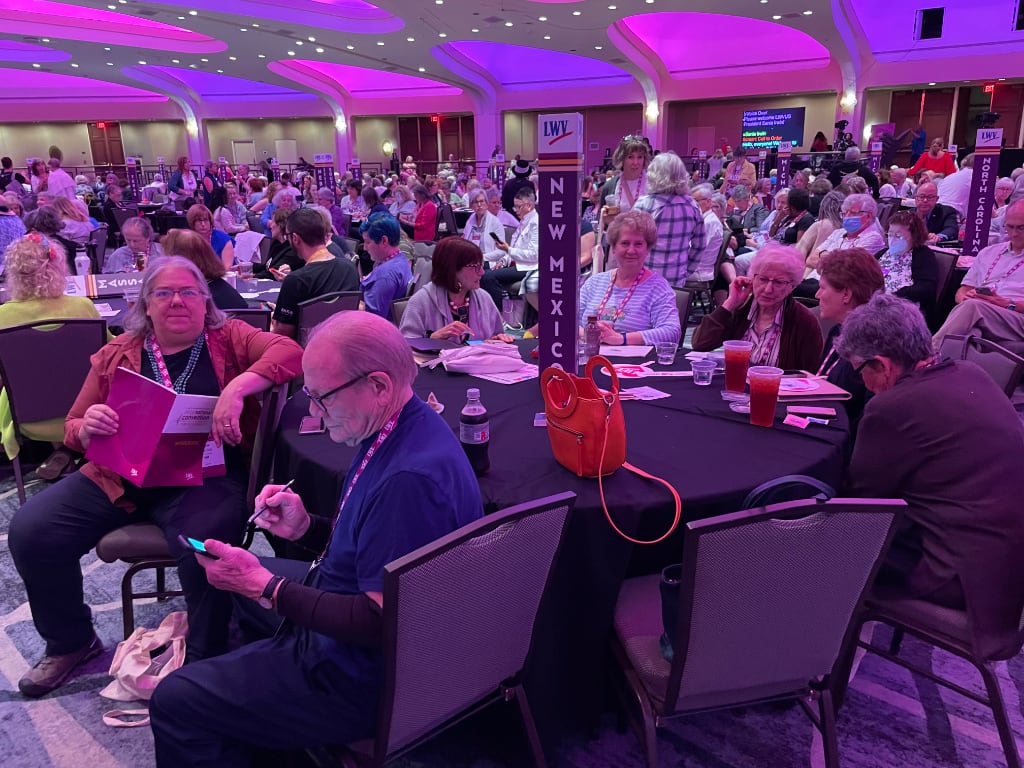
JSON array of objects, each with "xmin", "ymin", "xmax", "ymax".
[
  {"xmin": 878, "ymin": 211, "xmax": 938, "ymax": 318},
  {"xmin": 253, "ymin": 207, "xmax": 304, "ymax": 280}
]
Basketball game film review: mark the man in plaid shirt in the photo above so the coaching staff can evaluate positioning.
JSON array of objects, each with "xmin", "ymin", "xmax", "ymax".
[{"xmin": 632, "ymin": 152, "xmax": 706, "ymax": 288}]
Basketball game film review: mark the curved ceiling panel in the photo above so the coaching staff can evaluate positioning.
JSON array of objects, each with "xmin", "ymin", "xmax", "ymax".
[
  {"xmin": 136, "ymin": 66, "xmax": 317, "ymax": 103},
  {"xmin": 439, "ymin": 41, "xmax": 632, "ymax": 90},
  {"xmin": 849, "ymin": 0, "xmax": 1024, "ymax": 61},
  {"xmin": 155, "ymin": 0, "xmax": 402, "ymax": 34},
  {"xmin": 619, "ymin": 12, "xmax": 830, "ymax": 79},
  {"xmin": 0, "ymin": 39, "xmax": 70, "ymax": 63},
  {"xmin": 275, "ymin": 60, "xmax": 461, "ymax": 99},
  {"xmin": 0, "ymin": 68, "xmax": 167, "ymax": 103},
  {"xmin": 0, "ymin": 1, "xmax": 226, "ymax": 53}
]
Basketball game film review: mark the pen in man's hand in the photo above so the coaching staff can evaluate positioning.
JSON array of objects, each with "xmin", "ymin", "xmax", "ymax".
[{"xmin": 247, "ymin": 478, "xmax": 296, "ymax": 525}]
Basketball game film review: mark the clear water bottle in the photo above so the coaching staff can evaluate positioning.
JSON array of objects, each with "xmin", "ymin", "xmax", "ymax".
[
  {"xmin": 74, "ymin": 251, "xmax": 91, "ymax": 276},
  {"xmin": 584, "ymin": 315, "xmax": 601, "ymax": 360},
  {"xmin": 501, "ymin": 291, "xmax": 514, "ymax": 326},
  {"xmin": 459, "ymin": 387, "xmax": 490, "ymax": 476}
]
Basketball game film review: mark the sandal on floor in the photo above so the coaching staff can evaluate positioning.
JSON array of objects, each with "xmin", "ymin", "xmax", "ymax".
[{"xmin": 36, "ymin": 448, "xmax": 75, "ymax": 481}]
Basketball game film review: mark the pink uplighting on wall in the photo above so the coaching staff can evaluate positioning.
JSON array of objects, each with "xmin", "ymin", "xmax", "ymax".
[
  {"xmin": 440, "ymin": 41, "xmax": 632, "ymax": 90},
  {"xmin": 0, "ymin": 68, "xmax": 167, "ymax": 103},
  {"xmin": 0, "ymin": 0, "xmax": 226, "ymax": 53},
  {"xmin": 618, "ymin": 12, "xmax": 830, "ymax": 79},
  {"xmin": 277, "ymin": 61, "xmax": 462, "ymax": 98},
  {"xmin": 0, "ymin": 40, "xmax": 70, "ymax": 63}
]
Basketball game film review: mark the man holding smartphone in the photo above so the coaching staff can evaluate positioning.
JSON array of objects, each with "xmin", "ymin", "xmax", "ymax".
[
  {"xmin": 933, "ymin": 201, "xmax": 1024, "ymax": 349},
  {"xmin": 149, "ymin": 311, "xmax": 483, "ymax": 766}
]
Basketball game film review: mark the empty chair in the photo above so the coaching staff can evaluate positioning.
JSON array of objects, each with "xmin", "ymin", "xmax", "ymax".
[
  {"xmin": 390, "ymin": 297, "xmax": 409, "ymax": 328},
  {"xmin": 0, "ymin": 319, "xmax": 108, "ymax": 503},
  {"xmin": 672, "ymin": 288, "xmax": 693, "ymax": 345},
  {"xmin": 86, "ymin": 223, "xmax": 108, "ymax": 274},
  {"xmin": 928, "ymin": 248, "xmax": 957, "ymax": 328},
  {"xmin": 225, "ymin": 308, "xmax": 272, "ymax": 332},
  {"xmin": 311, "ymin": 492, "xmax": 575, "ymax": 767},
  {"xmin": 612, "ymin": 497, "xmax": 904, "ymax": 768},
  {"xmin": 297, "ymin": 290, "xmax": 361, "ymax": 344},
  {"xmin": 938, "ymin": 333, "xmax": 1024, "ymax": 395}
]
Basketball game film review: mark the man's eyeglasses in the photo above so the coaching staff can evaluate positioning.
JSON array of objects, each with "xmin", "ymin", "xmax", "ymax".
[
  {"xmin": 915, "ymin": 194, "xmax": 938, "ymax": 201},
  {"xmin": 854, "ymin": 358, "xmax": 877, "ymax": 374},
  {"xmin": 150, "ymin": 288, "xmax": 203, "ymax": 302},
  {"xmin": 303, "ymin": 374, "xmax": 367, "ymax": 412},
  {"xmin": 752, "ymin": 275, "xmax": 794, "ymax": 288},
  {"xmin": 1005, "ymin": 224, "xmax": 1024, "ymax": 233}
]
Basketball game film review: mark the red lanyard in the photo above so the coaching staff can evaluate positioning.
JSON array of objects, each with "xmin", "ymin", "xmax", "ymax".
[
  {"xmin": 982, "ymin": 246, "xmax": 1024, "ymax": 286},
  {"xmin": 315, "ymin": 410, "xmax": 400, "ymax": 564},
  {"xmin": 595, "ymin": 268, "xmax": 645, "ymax": 323},
  {"xmin": 817, "ymin": 343, "xmax": 840, "ymax": 377},
  {"xmin": 146, "ymin": 333, "xmax": 208, "ymax": 393}
]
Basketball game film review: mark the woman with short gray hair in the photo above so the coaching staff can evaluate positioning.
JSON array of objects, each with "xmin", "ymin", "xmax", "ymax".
[
  {"xmin": 633, "ymin": 152, "xmax": 706, "ymax": 287},
  {"xmin": 692, "ymin": 242, "xmax": 822, "ymax": 370},
  {"xmin": 840, "ymin": 290, "xmax": 1024, "ymax": 619}
]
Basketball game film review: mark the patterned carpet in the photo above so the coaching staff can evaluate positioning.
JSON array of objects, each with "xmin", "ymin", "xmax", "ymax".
[{"xmin": 0, "ymin": 462, "xmax": 1021, "ymax": 768}]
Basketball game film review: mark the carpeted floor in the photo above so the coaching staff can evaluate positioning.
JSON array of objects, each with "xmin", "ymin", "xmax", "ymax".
[{"xmin": 0, "ymin": 463, "xmax": 1021, "ymax": 768}]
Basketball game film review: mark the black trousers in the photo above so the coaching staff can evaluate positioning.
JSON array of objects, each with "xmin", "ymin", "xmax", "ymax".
[
  {"xmin": 9, "ymin": 468, "xmax": 247, "ymax": 661},
  {"xmin": 150, "ymin": 559, "xmax": 377, "ymax": 767},
  {"xmin": 480, "ymin": 266, "xmax": 524, "ymax": 310}
]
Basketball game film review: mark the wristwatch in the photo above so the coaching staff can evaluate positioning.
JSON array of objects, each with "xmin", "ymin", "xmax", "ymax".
[
  {"xmin": 1009, "ymin": 302, "xmax": 1017, "ymax": 313},
  {"xmin": 257, "ymin": 575, "xmax": 284, "ymax": 610}
]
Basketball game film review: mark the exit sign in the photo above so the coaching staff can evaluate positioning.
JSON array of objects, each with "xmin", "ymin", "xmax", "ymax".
[{"xmin": 983, "ymin": 83, "xmax": 995, "ymax": 93}]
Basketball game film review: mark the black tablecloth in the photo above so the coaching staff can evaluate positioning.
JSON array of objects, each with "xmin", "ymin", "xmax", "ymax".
[{"xmin": 273, "ymin": 342, "xmax": 850, "ymax": 744}]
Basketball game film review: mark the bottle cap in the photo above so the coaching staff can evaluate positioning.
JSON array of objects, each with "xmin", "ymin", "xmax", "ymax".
[
  {"xmin": 467, "ymin": 387, "xmax": 480, "ymax": 399},
  {"xmin": 587, "ymin": 315, "xmax": 597, "ymax": 322}
]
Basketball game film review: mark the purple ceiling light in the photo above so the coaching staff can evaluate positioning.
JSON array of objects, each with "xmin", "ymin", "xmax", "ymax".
[
  {"xmin": 154, "ymin": 0, "xmax": 402, "ymax": 34},
  {"xmin": 439, "ymin": 41, "xmax": 632, "ymax": 90},
  {"xmin": 276, "ymin": 60, "xmax": 462, "ymax": 99},
  {"xmin": 136, "ymin": 66, "xmax": 317, "ymax": 103},
  {"xmin": 0, "ymin": 0, "xmax": 226, "ymax": 53},
  {"xmin": 618, "ymin": 12, "xmax": 830, "ymax": 79},
  {"xmin": 0, "ymin": 40, "xmax": 70, "ymax": 63},
  {"xmin": 0, "ymin": 68, "xmax": 166, "ymax": 103}
]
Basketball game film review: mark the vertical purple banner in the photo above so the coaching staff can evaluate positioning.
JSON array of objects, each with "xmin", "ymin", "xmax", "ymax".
[
  {"xmin": 490, "ymin": 154, "xmax": 505, "ymax": 185},
  {"xmin": 757, "ymin": 150, "xmax": 767, "ymax": 183},
  {"xmin": 125, "ymin": 157, "xmax": 141, "ymax": 201},
  {"xmin": 537, "ymin": 112, "xmax": 583, "ymax": 374},
  {"xmin": 349, "ymin": 159, "xmax": 362, "ymax": 182},
  {"xmin": 776, "ymin": 142, "xmax": 792, "ymax": 189},
  {"xmin": 270, "ymin": 158, "xmax": 280, "ymax": 183},
  {"xmin": 313, "ymin": 153, "xmax": 335, "ymax": 192},
  {"xmin": 218, "ymin": 157, "xmax": 228, "ymax": 184},
  {"xmin": 157, "ymin": 157, "xmax": 167, "ymax": 183},
  {"xmin": 963, "ymin": 129, "xmax": 1003, "ymax": 257},
  {"xmin": 869, "ymin": 142, "xmax": 882, "ymax": 175}
]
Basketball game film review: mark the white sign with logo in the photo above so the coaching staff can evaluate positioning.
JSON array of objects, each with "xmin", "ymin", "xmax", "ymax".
[
  {"xmin": 313, "ymin": 153, "xmax": 334, "ymax": 164},
  {"xmin": 539, "ymin": 112, "xmax": 583, "ymax": 154},
  {"xmin": 976, "ymin": 130, "xmax": 1002, "ymax": 149}
]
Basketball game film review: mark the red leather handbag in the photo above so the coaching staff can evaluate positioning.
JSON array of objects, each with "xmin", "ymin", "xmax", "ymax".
[{"xmin": 541, "ymin": 356, "xmax": 681, "ymax": 544}]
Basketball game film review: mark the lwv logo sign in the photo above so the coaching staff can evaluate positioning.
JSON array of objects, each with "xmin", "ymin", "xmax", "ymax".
[{"xmin": 543, "ymin": 118, "xmax": 574, "ymax": 146}]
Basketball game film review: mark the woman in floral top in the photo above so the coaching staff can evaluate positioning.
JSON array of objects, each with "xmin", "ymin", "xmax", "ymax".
[{"xmin": 878, "ymin": 211, "xmax": 938, "ymax": 318}]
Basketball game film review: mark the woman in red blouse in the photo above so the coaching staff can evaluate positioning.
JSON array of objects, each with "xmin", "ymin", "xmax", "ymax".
[
  {"xmin": 411, "ymin": 183, "xmax": 437, "ymax": 242},
  {"xmin": 909, "ymin": 138, "xmax": 957, "ymax": 178}
]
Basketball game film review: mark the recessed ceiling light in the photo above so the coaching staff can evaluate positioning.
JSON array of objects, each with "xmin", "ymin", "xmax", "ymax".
[
  {"xmin": 439, "ymin": 33, "xmax": 447, "ymax": 38},
  {"xmin": 538, "ymin": 16, "xmax": 547, "ymax": 22},
  {"xmin": 803, "ymin": 9, "xmax": 813, "ymax": 15},
  {"xmin": 595, "ymin": 45, "xmax": 603, "ymax": 50},
  {"xmin": 998, "ymin": 77, "xmax": 1006, "ymax": 81},
  {"xmin": 407, "ymin": 37, "xmax": 415, "ymax": 42},
  {"xmin": 107, "ymin": 4, "xmax": 115, "ymax": 8},
  {"xmin": 258, "ymin": 54, "xmax": 266, "ymax": 58},
  {"xmin": 216, "ymin": 69, "xmax": 223, "ymax": 73},
  {"xmin": 346, "ymin": 44, "xmax": 354, "ymax": 50},
  {"xmin": 32, "ymin": 63, "xmax": 40, "ymax": 68},
  {"xmin": 118, "ymin": 0, "xmax": 126, "ymax": 4},
  {"xmin": 104, "ymin": 47, "xmax": 111, "ymax": 51},
  {"xmin": 760, "ymin": 0, "xmax": 768, "ymax": 3},
  {"xmin": 772, "ymin": 14, "xmax": 782, "ymax": 19},
  {"xmin": 543, "ymin": 35, "xmax": 551, "ymax": 40},
  {"xmin": 505, "ymin": 22, "xmax": 513, "ymax": 27},
  {"xmin": 315, "ymin": 47, "xmax": 324, "ymax": 53},
  {"xmin": 200, "ymin": 58, "xmax": 208, "ymax": 62},
  {"xmin": 296, "ymin": 41, "xmax": 303, "ymax": 45},
  {"xmin": 928, "ymin": 82, "xmax": 936, "ymax": 85},
  {"xmin": 608, "ymin": 4, "xmax": 617, "ymax": 8},
  {"xmin": 308, "ymin": 36, "xmax": 316, "ymax": 42},
  {"xmin": 240, "ymin": 27, "xmax": 247, "ymax": 32},
  {"xmin": 435, "ymin": 0, "xmax": 443, "ymax": 4},
  {"xmin": 418, "ymin": 67, "xmax": 426, "ymax": 72},
  {"xmin": 251, "ymin": 23, "xmax": 259, "ymax": 28},
  {"xmin": 376, "ymin": 41, "xmax": 384, "ymax": 46},
  {"xmin": 287, "ymin": 50, "xmax": 295, "ymax": 55},
  {"xmin": 138, "ymin": 60, "xmax": 146, "ymax": 65},
  {"xmin": 41, "ymin": 38, "xmax": 50, "ymax": 42},
  {"xmin": 229, "ymin": 56, "xmax": 237, "ymax": 61},
  {"xmin": 572, "ymin": 10, "xmax": 582, "ymax": 15},
  {"xmin": 188, "ymin": 9, "xmax": 198, "ymax": 15},
  {"xmin": 106, "ymin": 62, "xmax": 114, "ymax": 66},
  {"xmin": 70, "ymin": 63, "xmax": 78, "ymax": 68},
  {"xmin": 172, "ymin": 58, "xmax": 180, "ymax": 63},
  {"xmin": 644, "ymin": 0, "xmax": 654, "ymax": 4},
  {"xmin": 471, "ymin": 28, "xmax": 479, "ymax": 33},
  {"xmin": 189, "ymin": 64, "xmax": 197, "ymax": 68},
  {"xmin": 177, "ymin": 15, "xmax": 185, "ymax": 20}
]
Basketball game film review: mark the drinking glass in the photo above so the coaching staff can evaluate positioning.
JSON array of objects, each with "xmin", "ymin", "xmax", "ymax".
[
  {"xmin": 723, "ymin": 340, "xmax": 753, "ymax": 393},
  {"xmin": 655, "ymin": 342, "xmax": 677, "ymax": 365},
  {"xmin": 748, "ymin": 366, "xmax": 784, "ymax": 427},
  {"xmin": 690, "ymin": 358, "xmax": 716, "ymax": 386}
]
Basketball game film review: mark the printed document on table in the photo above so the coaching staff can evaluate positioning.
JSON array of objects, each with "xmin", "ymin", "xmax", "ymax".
[
  {"xmin": 600, "ymin": 344, "xmax": 653, "ymax": 357},
  {"xmin": 472, "ymin": 364, "xmax": 539, "ymax": 385}
]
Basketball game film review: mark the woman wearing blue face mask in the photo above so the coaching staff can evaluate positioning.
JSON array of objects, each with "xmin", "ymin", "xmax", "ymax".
[{"xmin": 879, "ymin": 211, "xmax": 938, "ymax": 317}]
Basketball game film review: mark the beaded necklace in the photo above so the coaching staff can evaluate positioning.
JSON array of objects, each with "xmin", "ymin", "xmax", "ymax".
[{"xmin": 146, "ymin": 333, "xmax": 207, "ymax": 393}]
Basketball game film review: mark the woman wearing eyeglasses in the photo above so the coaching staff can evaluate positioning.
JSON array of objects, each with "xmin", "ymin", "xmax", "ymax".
[
  {"xmin": 9, "ymin": 256, "xmax": 302, "ymax": 696},
  {"xmin": 692, "ymin": 242, "xmax": 823, "ymax": 371},
  {"xmin": 399, "ymin": 237, "xmax": 509, "ymax": 342}
]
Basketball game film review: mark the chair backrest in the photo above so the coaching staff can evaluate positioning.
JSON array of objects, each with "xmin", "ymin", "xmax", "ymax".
[
  {"xmin": 255, "ymin": 236, "xmax": 272, "ymax": 265},
  {"xmin": 297, "ymin": 291, "xmax": 362, "ymax": 342},
  {"xmin": 245, "ymin": 383, "xmax": 287, "ymax": 509},
  {"xmin": 391, "ymin": 297, "xmax": 410, "ymax": 328},
  {"xmin": 0, "ymin": 319, "xmax": 109, "ymax": 429},
  {"xmin": 226, "ymin": 308, "xmax": 272, "ymax": 332},
  {"xmin": 663, "ymin": 497, "xmax": 904, "ymax": 713},
  {"xmin": 931, "ymin": 248, "xmax": 957, "ymax": 307},
  {"xmin": 876, "ymin": 198, "xmax": 901, "ymax": 230},
  {"xmin": 810, "ymin": 304, "xmax": 837, "ymax": 343},
  {"xmin": 87, "ymin": 224, "xmax": 109, "ymax": 273},
  {"xmin": 375, "ymin": 492, "xmax": 575, "ymax": 760},
  {"xmin": 672, "ymin": 288, "xmax": 693, "ymax": 344},
  {"xmin": 434, "ymin": 202, "xmax": 458, "ymax": 240},
  {"xmin": 938, "ymin": 333, "xmax": 1024, "ymax": 396},
  {"xmin": 503, "ymin": 225, "xmax": 517, "ymax": 243},
  {"xmin": 343, "ymin": 237, "xmax": 359, "ymax": 254},
  {"xmin": 111, "ymin": 206, "xmax": 139, "ymax": 232}
]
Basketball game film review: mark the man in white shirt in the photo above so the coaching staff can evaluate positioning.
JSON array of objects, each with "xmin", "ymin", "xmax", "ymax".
[
  {"xmin": 685, "ymin": 184, "xmax": 723, "ymax": 284},
  {"xmin": 46, "ymin": 158, "xmax": 76, "ymax": 199},
  {"xmin": 481, "ymin": 187, "xmax": 538, "ymax": 307},
  {"xmin": 937, "ymin": 153, "xmax": 974, "ymax": 219},
  {"xmin": 933, "ymin": 201, "xmax": 1024, "ymax": 348}
]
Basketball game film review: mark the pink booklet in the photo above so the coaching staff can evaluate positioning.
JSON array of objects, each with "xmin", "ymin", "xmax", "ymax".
[{"xmin": 86, "ymin": 367, "xmax": 226, "ymax": 487}]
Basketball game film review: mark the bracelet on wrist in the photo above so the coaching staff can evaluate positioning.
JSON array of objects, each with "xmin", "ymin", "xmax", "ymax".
[{"xmin": 621, "ymin": 332, "xmax": 628, "ymax": 345}]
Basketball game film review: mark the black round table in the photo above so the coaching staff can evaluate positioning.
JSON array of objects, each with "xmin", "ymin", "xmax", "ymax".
[{"xmin": 271, "ymin": 341, "xmax": 850, "ymax": 747}]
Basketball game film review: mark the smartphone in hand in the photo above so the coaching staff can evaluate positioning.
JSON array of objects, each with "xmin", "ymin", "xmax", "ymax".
[
  {"xmin": 178, "ymin": 535, "xmax": 219, "ymax": 559},
  {"xmin": 489, "ymin": 232, "xmax": 504, "ymax": 245},
  {"xmin": 975, "ymin": 286, "xmax": 994, "ymax": 296}
]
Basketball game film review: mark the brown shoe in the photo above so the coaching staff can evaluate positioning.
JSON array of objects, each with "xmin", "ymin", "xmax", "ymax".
[{"xmin": 18, "ymin": 635, "xmax": 103, "ymax": 698}]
